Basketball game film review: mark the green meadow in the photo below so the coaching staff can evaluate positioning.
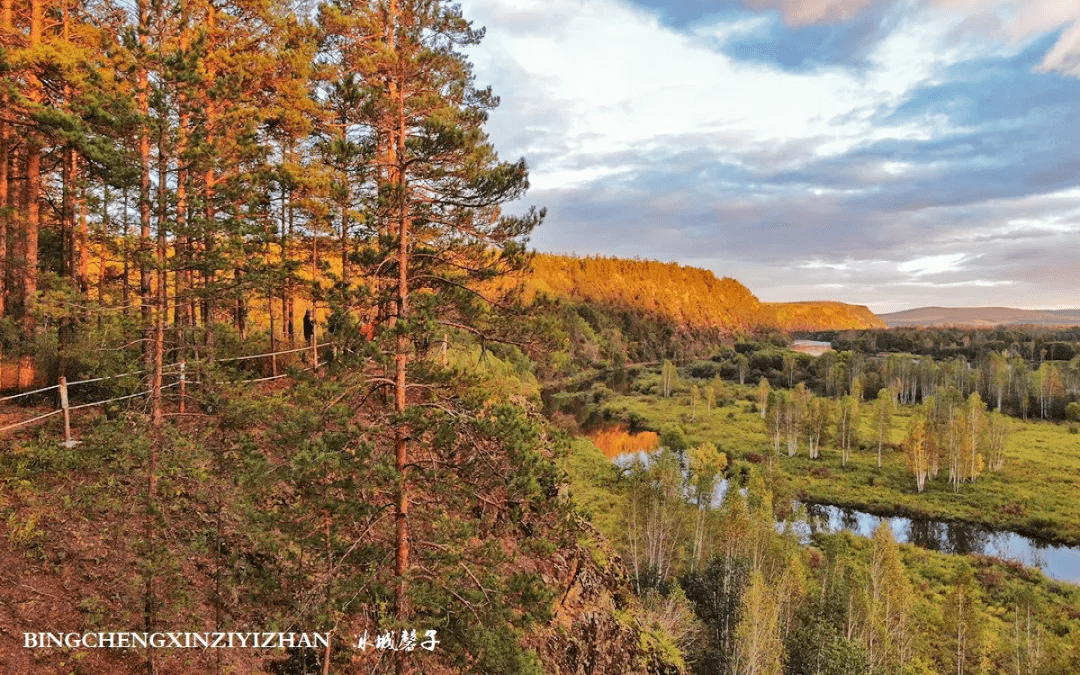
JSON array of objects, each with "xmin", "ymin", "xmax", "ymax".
[{"xmin": 594, "ymin": 376, "xmax": 1080, "ymax": 545}]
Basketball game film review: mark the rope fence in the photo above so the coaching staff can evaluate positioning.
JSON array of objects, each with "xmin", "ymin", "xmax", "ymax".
[
  {"xmin": 62, "ymin": 365, "xmax": 184, "ymax": 388},
  {"xmin": 0, "ymin": 384, "xmax": 60, "ymax": 404},
  {"xmin": 0, "ymin": 409, "xmax": 63, "ymax": 432},
  {"xmin": 0, "ymin": 364, "xmax": 185, "ymax": 404},
  {"xmin": 67, "ymin": 381, "xmax": 181, "ymax": 413},
  {"xmin": 217, "ymin": 343, "xmax": 336, "ymax": 363},
  {"xmin": 0, "ymin": 343, "xmax": 330, "ymax": 440}
]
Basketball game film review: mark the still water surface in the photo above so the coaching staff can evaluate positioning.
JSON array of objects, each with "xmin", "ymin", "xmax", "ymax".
[
  {"xmin": 793, "ymin": 502, "xmax": 1080, "ymax": 584},
  {"xmin": 613, "ymin": 452, "xmax": 1080, "ymax": 584}
]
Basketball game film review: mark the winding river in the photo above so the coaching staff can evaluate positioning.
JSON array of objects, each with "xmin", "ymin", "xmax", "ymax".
[{"xmin": 613, "ymin": 452, "xmax": 1080, "ymax": 584}]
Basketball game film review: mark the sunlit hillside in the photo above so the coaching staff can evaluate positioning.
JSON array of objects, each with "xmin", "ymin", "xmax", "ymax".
[
  {"xmin": 525, "ymin": 254, "xmax": 782, "ymax": 334},
  {"xmin": 767, "ymin": 300, "xmax": 885, "ymax": 331}
]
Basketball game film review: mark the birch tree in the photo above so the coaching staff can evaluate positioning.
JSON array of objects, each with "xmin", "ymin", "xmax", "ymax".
[
  {"xmin": 688, "ymin": 441, "xmax": 726, "ymax": 571},
  {"xmin": 873, "ymin": 387, "xmax": 894, "ymax": 468},
  {"xmin": 906, "ymin": 412, "xmax": 931, "ymax": 493}
]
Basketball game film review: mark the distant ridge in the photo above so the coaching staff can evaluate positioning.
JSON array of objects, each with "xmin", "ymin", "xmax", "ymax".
[
  {"xmin": 525, "ymin": 254, "xmax": 779, "ymax": 334},
  {"xmin": 524, "ymin": 254, "xmax": 885, "ymax": 334},
  {"xmin": 879, "ymin": 306, "xmax": 1080, "ymax": 327},
  {"xmin": 767, "ymin": 301, "xmax": 885, "ymax": 331}
]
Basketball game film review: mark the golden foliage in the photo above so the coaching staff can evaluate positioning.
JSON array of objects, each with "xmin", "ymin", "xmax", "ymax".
[
  {"xmin": 588, "ymin": 426, "xmax": 660, "ymax": 459},
  {"xmin": 524, "ymin": 254, "xmax": 781, "ymax": 334},
  {"xmin": 767, "ymin": 301, "xmax": 886, "ymax": 331}
]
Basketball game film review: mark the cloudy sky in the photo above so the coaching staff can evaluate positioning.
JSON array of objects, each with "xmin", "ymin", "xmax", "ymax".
[{"xmin": 457, "ymin": 0, "xmax": 1080, "ymax": 313}]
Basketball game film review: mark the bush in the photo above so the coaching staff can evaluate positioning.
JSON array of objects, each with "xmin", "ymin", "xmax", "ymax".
[{"xmin": 1066, "ymin": 401, "xmax": 1080, "ymax": 423}]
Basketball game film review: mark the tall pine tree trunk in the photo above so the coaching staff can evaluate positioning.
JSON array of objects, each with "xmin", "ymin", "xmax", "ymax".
[
  {"xmin": 280, "ymin": 180, "xmax": 290, "ymax": 344},
  {"xmin": 157, "ymin": 125, "xmax": 169, "ymax": 331},
  {"xmin": 122, "ymin": 188, "xmax": 131, "ymax": 312},
  {"xmin": 386, "ymin": 0, "xmax": 412, "ymax": 632},
  {"xmin": 199, "ymin": 6, "xmax": 217, "ymax": 340},
  {"xmin": 0, "ymin": 0, "xmax": 10, "ymax": 320},
  {"xmin": 22, "ymin": 0, "xmax": 44, "ymax": 336},
  {"xmin": 173, "ymin": 3, "xmax": 190, "ymax": 338},
  {"xmin": 138, "ymin": 0, "xmax": 152, "ymax": 330},
  {"xmin": 58, "ymin": 144, "xmax": 78, "ymax": 379},
  {"xmin": 99, "ymin": 186, "xmax": 110, "ymax": 304},
  {"xmin": 0, "ymin": 104, "xmax": 8, "ymax": 320},
  {"xmin": 202, "ymin": 169, "xmax": 215, "ymax": 334}
]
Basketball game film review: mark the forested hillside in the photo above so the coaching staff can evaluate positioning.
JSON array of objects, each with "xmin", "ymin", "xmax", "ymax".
[
  {"xmin": 5, "ymin": 0, "xmax": 1077, "ymax": 672},
  {"xmin": 524, "ymin": 255, "xmax": 885, "ymax": 341},
  {"xmin": 0, "ymin": 0, "xmax": 679, "ymax": 672},
  {"xmin": 526, "ymin": 255, "xmax": 780, "ymax": 334},
  {"xmin": 767, "ymin": 301, "xmax": 885, "ymax": 331}
]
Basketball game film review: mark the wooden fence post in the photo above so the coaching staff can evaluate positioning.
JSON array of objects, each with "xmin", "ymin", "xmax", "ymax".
[
  {"xmin": 58, "ymin": 376, "xmax": 72, "ymax": 446},
  {"xmin": 179, "ymin": 361, "xmax": 186, "ymax": 414}
]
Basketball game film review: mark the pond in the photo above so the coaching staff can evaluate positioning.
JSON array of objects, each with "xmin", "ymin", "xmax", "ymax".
[
  {"xmin": 612, "ymin": 452, "xmax": 1080, "ymax": 584},
  {"xmin": 793, "ymin": 502, "xmax": 1080, "ymax": 584},
  {"xmin": 791, "ymin": 339, "xmax": 834, "ymax": 356}
]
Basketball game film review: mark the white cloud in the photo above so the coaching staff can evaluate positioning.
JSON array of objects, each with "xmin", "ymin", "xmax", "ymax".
[
  {"xmin": 897, "ymin": 253, "xmax": 967, "ymax": 275},
  {"xmin": 765, "ymin": 1, "xmax": 1080, "ymax": 77},
  {"xmin": 937, "ymin": 1, "xmax": 1080, "ymax": 75},
  {"xmin": 895, "ymin": 279, "xmax": 1014, "ymax": 287},
  {"xmin": 462, "ymin": 0, "xmax": 983, "ymax": 192},
  {"xmin": 456, "ymin": 0, "xmax": 1080, "ymax": 311}
]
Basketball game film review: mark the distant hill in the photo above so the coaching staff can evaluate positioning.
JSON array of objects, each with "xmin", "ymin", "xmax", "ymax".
[
  {"xmin": 525, "ymin": 254, "xmax": 780, "ymax": 334},
  {"xmin": 879, "ymin": 307, "xmax": 1080, "ymax": 327},
  {"xmin": 523, "ymin": 255, "xmax": 885, "ymax": 335},
  {"xmin": 767, "ymin": 301, "xmax": 886, "ymax": 331}
]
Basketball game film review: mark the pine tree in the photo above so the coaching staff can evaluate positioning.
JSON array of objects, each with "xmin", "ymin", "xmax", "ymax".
[{"xmin": 320, "ymin": 0, "xmax": 544, "ymax": 633}]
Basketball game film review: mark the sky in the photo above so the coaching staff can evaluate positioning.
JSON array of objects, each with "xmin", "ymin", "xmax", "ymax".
[{"xmin": 456, "ymin": 0, "xmax": 1080, "ymax": 313}]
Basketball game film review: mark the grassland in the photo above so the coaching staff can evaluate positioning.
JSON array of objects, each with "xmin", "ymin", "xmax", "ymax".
[
  {"xmin": 555, "ymin": 415, "xmax": 1080, "ymax": 672},
  {"xmin": 594, "ymin": 378, "xmax": 1080, "ymax": 545}
]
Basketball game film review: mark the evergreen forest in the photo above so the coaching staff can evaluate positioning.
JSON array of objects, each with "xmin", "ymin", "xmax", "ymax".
[{"xmin": 1, "ymin": 1, "xmax": 1080, "ymax": 674}]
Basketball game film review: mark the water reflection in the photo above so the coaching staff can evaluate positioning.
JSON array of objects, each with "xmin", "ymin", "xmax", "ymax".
[
  {"xmin": 946, "ymin": 523, "xmax": 990, "ymax": 555},
  {"xmin": 796, "ymin": 502, "xmax": 1080, "ymax": 584},
  {"xmin": 611, "ymin": 452, "xmax": 1080, "ymax": 584},
  {"xmin": 905, "ymin": 519, "xmax": 944, "ymax": 551},
  {"xmin": 839, "ymin": 507, "xmax": 859, "ymax": 532}
]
